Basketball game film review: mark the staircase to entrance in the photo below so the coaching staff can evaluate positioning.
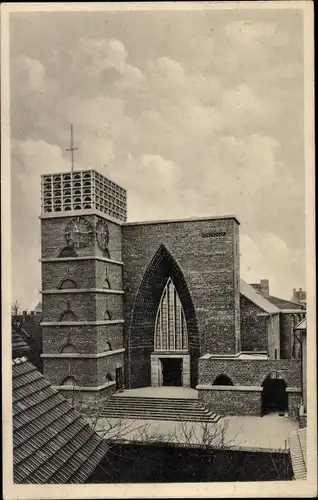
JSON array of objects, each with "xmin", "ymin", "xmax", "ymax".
[{"xmin": 100, "ymin": 387, "xmax": 221, "ymax": 423}]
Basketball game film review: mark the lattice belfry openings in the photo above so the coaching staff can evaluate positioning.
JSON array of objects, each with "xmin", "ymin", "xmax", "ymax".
[{"xmin": 41, "ymin": 170, "xmax": 127, "ymax": 221}]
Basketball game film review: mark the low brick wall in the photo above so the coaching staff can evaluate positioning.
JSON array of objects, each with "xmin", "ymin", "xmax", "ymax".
[
  {"xmin": 61, "ymin": 382, "xmax": 115, "ymax": 409},
  {"xmin": 287, "ymin": 390, "xmax": 302, "ymax": 418},
  {"xmin": 198, "ymin": 385, "xmax": 301, "ymax": 417},
  {"xmin": 198, "ymin": 386, "xmax": 262, "ymax": 416},
  {"xmin": 198, "ymin": 357, "xmax": 301, "ymax": 387}
]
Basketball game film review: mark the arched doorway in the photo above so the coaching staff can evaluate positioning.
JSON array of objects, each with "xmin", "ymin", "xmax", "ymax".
[
  {"xmin": 129, "ymin": 244, "xmax": 200, "ymax": 389},
  {"xmin": 261, "ymin": 372, "xmax": 288, "ymax": 415}
]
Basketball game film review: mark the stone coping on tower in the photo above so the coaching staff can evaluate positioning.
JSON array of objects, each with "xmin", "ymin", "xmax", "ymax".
[
  {"xmin": 40, "ymin": 319, "xmax": 125, "ymax": 326},
  {"xmin": 124, "ymin": 214, "xmax": 240, "ymax": 226},
  {"xmin": 40, "ymin": 256, "xmax": 124, "ymax": 266},
  {"xmin": 41, "ymin": 348, "xmax": 125, "ymax": 359},
  {"xmin": 53, "ymin": 380, "xmax": 116, "ymax": 392},
  {"xmin": 41, "ymin": 288, "xmax": 124, "ymax": 295},
  {"xmin": 40, "ymin": 209, "xmax": 240, "ymax": 227},
  {"xmin": 40, "ymin": 208, "xmax": 124, "ymax": 226}
]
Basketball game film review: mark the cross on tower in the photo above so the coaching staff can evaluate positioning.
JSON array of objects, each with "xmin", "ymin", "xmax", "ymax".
[{"xmin": 65, "ymin": 124, "xmax": 79, "ymax": 173}]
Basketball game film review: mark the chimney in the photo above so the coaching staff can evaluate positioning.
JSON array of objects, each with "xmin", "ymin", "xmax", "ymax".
[{"xmin": 260, "ymin": 279, "xmax": 269, "ymax": 297}]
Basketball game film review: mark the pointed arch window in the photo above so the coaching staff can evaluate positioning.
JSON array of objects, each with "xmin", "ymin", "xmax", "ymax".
[
  {"xmin": 154, "ymin": 278, "xmax": 188, "ymax": 351},
  {"xmin": 60, "ymin": 310, "xmax": 78, "ymax": 322},
  {"xmin": 58, "ymin": 247, "xmax": 77, "ymax": 258},
  {"xmin": 61, "ymin": 375, "xmax": 77, "ymax": 386},
  {"xmin": 60, "ymin": 343, "xmax": 77, "ymax": 353},
  {"xmin": 59, "ymin": 278, "xmax": 77, "ymax": 289},
  {"xmin": 104, "ymin": 310, "xmax": 112, "ymax": 320}
]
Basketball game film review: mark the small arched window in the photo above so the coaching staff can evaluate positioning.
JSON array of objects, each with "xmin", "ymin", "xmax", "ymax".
[
  {"xmin": 104, "ymin": 278, "xmax": 111, "ymax": 289},
  {"xmin": 104, "ymin": 248, "xmax": 110, "ymax": 259},
  {"xmin": 105, "ymin": 342, "xmax": 112, "ymax": 351},
  {"xmin": 61, "ymin": 375, "xmax": 77, "ymax": 387},
  {"xmin": 59, "ymin": 247, "xmax": 77, "ymax": 258},
  {"xmin": 59, "ymin": 278, "xmax": 77, "ymax": 290},
  {"xmin": 212, "ymin": 375, "xmax": 234, "ymax": 386},
  {"xmin": 60, "ymin": 343, "xmax": 77, "ymax": 353},
  {"xmin": 106, "ymin": 373, "xmax": 113, "ymax": 382},
  {"xmin": 104, "ymin": 310, "xmax": 112, "ymax": 320},
  {"xmin": 60, "ymin": 310, "xmax": 77, "ymax": 322}
]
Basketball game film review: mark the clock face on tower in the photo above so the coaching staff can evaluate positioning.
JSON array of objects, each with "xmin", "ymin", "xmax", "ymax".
[
  {"xmin": 64, "ymin": 217, "xmax": 93, "ymax": 249},
  {"xmin": 96, "ymin": 220, "xmax": 110, "ymax": 250}
]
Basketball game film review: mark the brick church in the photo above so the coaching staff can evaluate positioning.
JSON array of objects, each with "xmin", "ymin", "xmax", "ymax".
[{"xmin": 40, "ymin": 169, "xmax": 306, "ymax": 417}]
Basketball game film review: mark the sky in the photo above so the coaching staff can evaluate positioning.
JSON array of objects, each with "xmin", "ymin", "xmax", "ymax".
[{"xmin": 9, "ymin": 6, "xmax": 306, "ymax": 309}]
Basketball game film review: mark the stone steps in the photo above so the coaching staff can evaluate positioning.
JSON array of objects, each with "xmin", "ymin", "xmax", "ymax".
[{"xmin": 100, "ymin": 395, "xmax": 221, "ymax": 423}]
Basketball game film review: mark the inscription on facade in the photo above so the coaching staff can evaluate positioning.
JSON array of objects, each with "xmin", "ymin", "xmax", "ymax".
[{"xmin": 201, "ymin": 231, "xmax": 226, "ymax": 238}]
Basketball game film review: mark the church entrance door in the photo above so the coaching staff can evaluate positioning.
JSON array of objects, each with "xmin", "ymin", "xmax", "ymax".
[
  {"xmin": 161, "ymin": 358, "xmax": 182, "ymax": 386},
  {"xmin": 261, "ymin": 375, "xmax": 288, "ymax": 415}
]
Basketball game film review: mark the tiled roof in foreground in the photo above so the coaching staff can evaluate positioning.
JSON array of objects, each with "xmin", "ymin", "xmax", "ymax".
[
  {"xmin": 12, "ymin": 328, "xmax": 30, "ymax": 354},
  {"xmin": 12, "ymin": 357, "xmax": 108, "ymax": 484},
  {"xmin": 288, "ymin": 428, "xmax": 307, "ymax": 480}
]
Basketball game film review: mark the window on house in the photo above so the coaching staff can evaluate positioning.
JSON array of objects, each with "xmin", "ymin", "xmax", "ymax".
[{"xmin": 106, "ymin": 373, "xmax": 113, "ymax": 382}]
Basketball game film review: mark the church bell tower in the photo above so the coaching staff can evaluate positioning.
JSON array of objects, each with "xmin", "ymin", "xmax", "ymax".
[{"xmin": 40, "ymin": 169, "xmax": 126, "ymax": 407}]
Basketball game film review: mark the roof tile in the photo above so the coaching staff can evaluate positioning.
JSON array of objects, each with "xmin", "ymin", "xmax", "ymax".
[{"xmin": 13, "ymin": 358, "xmax": 108, "ymax": 484}]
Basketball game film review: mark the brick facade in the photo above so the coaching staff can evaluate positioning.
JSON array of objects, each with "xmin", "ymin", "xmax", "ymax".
[
  {"xmin": 197, "ymin": 357, "xmax": 302, "ymax": 416},
  {"xmin": 122, "ymin": 217, "xmax": 240, "ymax": 388},
  {"xmin": 41, "ymin": 212, "xmax": 125, "ymax": 401},
  {"xmin": 240, "ymin": 295, "xmax": 267, "ymax": 352},
  {"xmin": 198, "ymin": 357, "xmax": 301, "ymax": 387},
  {"xmin": 199, "ymin": 387, "xmax": 262, "ymax": 416},
  {"xmin": 38, "ymin": 170, "xmax": 303, "ymax": 417}
]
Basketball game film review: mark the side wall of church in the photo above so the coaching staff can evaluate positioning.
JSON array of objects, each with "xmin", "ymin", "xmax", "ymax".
[
  {"xmin": 122, "ymin": 217, "xmax": 240, "ymax": 388},
  {"xmin": 240, "ymin": 295, "xmax": 268, "ymax": 352}
]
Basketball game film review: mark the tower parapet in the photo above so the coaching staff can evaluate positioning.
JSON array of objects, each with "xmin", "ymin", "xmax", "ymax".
[
  {"xmin": 41, "ymin": 169, "xmax": 127, "ymax": 222},
  {"xmin": 40, "ymin": 169, "xmax": 126, "ymax": 407}
]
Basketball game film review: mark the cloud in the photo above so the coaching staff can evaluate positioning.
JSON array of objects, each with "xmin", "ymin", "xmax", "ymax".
[
  {"xmin": 240, "ymin": 232, "xmax": 305, "ymax": 299},
  {"xmin": 9, "ymin": 13, "xmax": 305, "ymax": 307},
  {"xmin": 13, "ymin": 55, "xmax": 46, "ymax": 89},
  {"xmin": 225, "ymin": 20, "xmax": 290, "ymax": 47},
  {"xmin": 73, "ymin": 38, "xmax": 128, "ymax": 77},
  {"xmin": 11, "ymin": 139, "xmax": 70, "ymax": 308}
]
